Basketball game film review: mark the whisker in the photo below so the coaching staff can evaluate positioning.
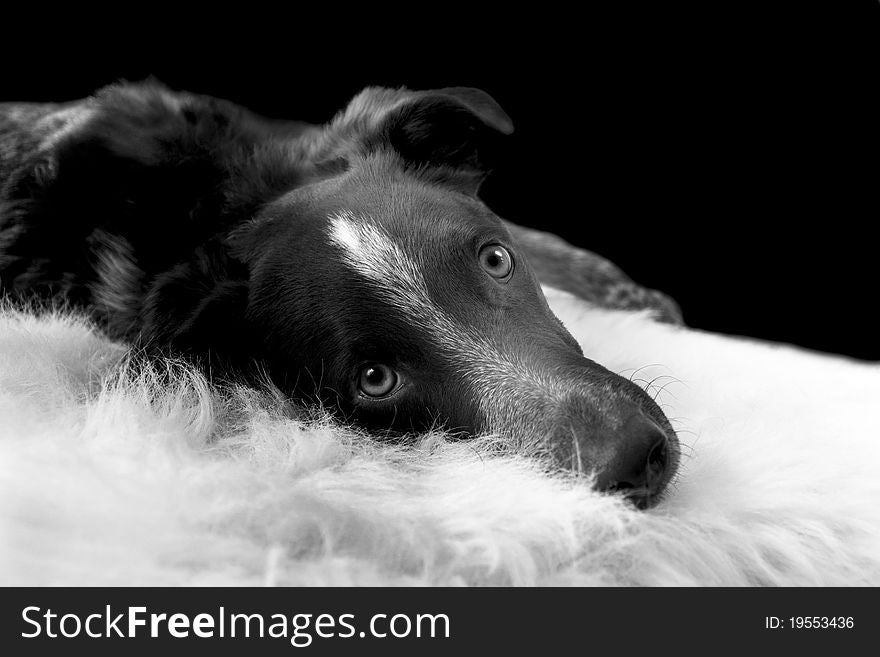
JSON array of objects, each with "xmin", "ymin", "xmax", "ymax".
[{"xmin": 570, "ymin": 424, "xmax": 583, "ymax": 476}]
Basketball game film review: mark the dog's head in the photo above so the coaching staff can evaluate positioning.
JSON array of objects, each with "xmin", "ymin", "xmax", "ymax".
[
  {"xmin": 227, "ymin": 87, "xmax": 680, "ymax": 508},
  {"xmin": 5, "ymin": 83, "xmax": 679, "ymax": 507}
]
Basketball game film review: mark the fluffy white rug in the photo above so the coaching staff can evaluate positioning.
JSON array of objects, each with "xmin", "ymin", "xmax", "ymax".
[{"xmin": 1, "ymin": 289, "xmax": 878, "ymax": 586}]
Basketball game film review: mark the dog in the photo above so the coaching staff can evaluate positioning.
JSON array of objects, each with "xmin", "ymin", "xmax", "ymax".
[{"xmin": 0, "ymin": 81, "xmax": 681, "ymax": 508}]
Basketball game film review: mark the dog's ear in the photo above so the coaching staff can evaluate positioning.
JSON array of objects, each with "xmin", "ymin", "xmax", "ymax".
[
  {"xmin": 376, "ymin": 87, "xmax": 514, "ymax": 171},
  {"xmin": 139, "ymin": 245, "xmax": 255, "ymax": 372},
  {"xmin": 329, "ymin": 87, "xmax": 514, "ymax": 192}
]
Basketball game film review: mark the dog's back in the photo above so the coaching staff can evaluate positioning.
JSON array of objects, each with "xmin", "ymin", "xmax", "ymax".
[{"xmin": 1, "ymin": 85, "xmax": 281, "ymax": 338}]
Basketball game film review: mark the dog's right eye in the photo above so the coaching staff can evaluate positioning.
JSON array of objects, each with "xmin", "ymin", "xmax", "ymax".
[
  {"xmin": 358, "ymin": 363, "xmax": 399, "ymax": 398},
  {"xmin": 478, "ymin": 244, "xmax": 513, "ymax": 279}
]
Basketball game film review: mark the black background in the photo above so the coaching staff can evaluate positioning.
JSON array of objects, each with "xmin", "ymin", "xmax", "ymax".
[{"xmin": 2, "ymin": 3, "xmax": 878, "ymax": 358}]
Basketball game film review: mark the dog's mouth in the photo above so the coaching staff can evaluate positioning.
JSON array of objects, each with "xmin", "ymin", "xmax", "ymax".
[{"xmin": 498, "ymin": 370, "xmax": 681, "ymax": 510}]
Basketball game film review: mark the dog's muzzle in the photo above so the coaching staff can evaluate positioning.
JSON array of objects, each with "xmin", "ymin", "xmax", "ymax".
[
  {"xmin": 589, "ymin": 410, "xmax": 675, "ymax": 509},
  {"xmin": 545, "ymin": 393, "xmax": 679, "ymax": 510}
]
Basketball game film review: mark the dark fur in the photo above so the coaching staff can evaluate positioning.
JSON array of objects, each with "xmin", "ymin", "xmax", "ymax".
[{"xmin": 0, "ymin": 81, "xmax": 680, "ymax": 506}]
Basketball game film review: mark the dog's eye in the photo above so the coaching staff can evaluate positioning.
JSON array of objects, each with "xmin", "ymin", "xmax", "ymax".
[
  {"xmin": 478, "ymin": 244, "xmax": 513, "ymax": 279},
  {"xmin": 358, "ymin": 363, "xmax": 399, "ymax": 398}
]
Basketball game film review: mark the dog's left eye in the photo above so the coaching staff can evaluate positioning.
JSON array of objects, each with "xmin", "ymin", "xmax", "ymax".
[
  {"xmin": 358, "ymin": 363, "xmax": 399, "ymax": 398},
  {"xmin": 478, "ymin": 244, "xmax": 513, "ymax": 279}
]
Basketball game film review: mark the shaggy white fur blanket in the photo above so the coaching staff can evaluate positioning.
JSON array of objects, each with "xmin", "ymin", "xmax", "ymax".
[{"xmin": 1, "ymin": 289, "xmax": 878, "ymax": 586}]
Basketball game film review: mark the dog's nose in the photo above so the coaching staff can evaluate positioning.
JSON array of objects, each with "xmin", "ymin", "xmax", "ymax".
[{"xmin": 593, "ymin": 413, "xmax": 672, "ymax": 509}]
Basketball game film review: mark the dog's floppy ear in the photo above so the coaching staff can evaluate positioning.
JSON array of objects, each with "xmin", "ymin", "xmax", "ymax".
[
  {"xmin": 376, "ymin": 87, "xmax": 514, "ymax": 170},
  {"xmin": 138, "ymin": 243, "xmax": 254, "ymax": 370},
  {"xmin": 330, "ymin": 86, "xmax": 514, "ymax": 191}
]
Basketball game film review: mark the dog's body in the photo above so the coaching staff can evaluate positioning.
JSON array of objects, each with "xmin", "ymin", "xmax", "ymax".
[{"xmin": 0, "ymin": 82, "xmax": 681, "ymax": 506}]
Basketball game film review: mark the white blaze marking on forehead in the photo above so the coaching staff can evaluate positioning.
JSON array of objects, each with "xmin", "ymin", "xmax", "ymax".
[
  {"xmin": 327, "ymin": 210, "xmax": 583, "ymax": 445},
  {"xmin": 328, "ymin": 209, "xmax": 430, "ymax": 318},
  {"xmin": 37, "ymin": 105, "xmax": 97, "ymax": 151}
]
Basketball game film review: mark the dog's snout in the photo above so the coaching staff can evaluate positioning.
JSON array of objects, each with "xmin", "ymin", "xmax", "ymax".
[
  {"xmin": 548, "ymin": 393, "xmax": 677, "ymax": 510},
  {"xmin": 593, "ymin": 413, "xmax": 673, "ymax": 509}
]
